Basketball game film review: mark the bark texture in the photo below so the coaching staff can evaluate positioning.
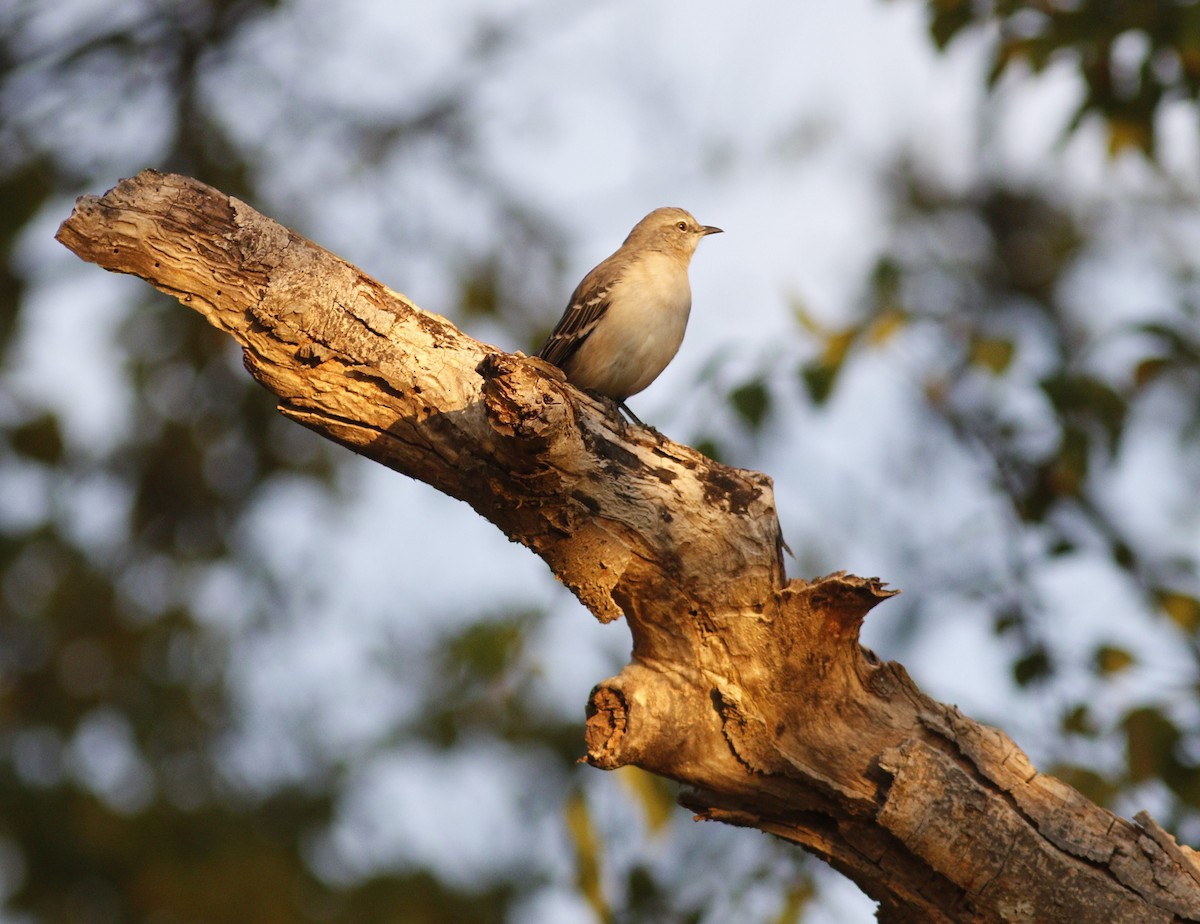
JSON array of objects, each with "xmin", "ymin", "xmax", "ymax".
[{"xmin": 57, "ymin": 170, "xmax": 1200, "ymax": 923}]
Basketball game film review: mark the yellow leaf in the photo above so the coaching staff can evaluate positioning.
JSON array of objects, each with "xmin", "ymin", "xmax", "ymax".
[
  {"xmin": 1094, "ymin": 644, "xmax": 1135, "ymax": 675},
  {"xmin": 771, "ymin": 878, "xmax": 816, "ymax": 924},
  {"xmin": 822, "ymin": 327, "xmax": 857, "ymax": 367},
  {"xmin": 867, "ymin": 308, "xmax": 907, "ymax": 345},
  {"xmin": 1159, "ymin": 591, "xmax": 1200, "ymax": 633},
  {"xmin": 564, "ymin": 791, "xmax": 610, "ymax": 923},
  {"xmin": 969, "ymin": 335, "xmax": 1015, "ymax": 374},
  {"xmin": 1108, "ymin": 119, "xmax": 1152, "ymax": 157},
  {"xmin": 789, "ymin": 294, "xmax": 822, "ymax": 334},
  {"xmin": 616, "ymin": 766, "xmax": 675, "ymax": 835}
]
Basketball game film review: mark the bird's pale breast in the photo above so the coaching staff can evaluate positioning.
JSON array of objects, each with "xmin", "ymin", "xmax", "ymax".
[{"xmin": 563, "ymin": 252, "xmax": 692, "ymax": 400}]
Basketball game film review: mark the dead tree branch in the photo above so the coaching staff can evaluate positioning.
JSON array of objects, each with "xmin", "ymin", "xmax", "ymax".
[{"xmin": 57, "ymin": 170, "xmax": 1200, "ymax": 923}]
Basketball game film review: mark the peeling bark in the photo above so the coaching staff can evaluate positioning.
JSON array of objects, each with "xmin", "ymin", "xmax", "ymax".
[{"xmin": 57, "ymin": 170, "xmax": 1200, "ymax": 923}]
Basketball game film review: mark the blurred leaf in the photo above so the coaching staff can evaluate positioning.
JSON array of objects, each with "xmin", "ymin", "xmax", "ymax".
[
  {"xmin": 1134, "ymin": 356, "xmax": 1170, "ymax": 387},
  {"xmin": 1108, "ymin": 118, "xmax": 1154, "ymax": 158},
  {"xmin": 441, "ymin": 613, "xmax": 529, "ymax": 683},
  {"xmin": 1061, "ymin": 703, "xmax": 1096, "ymax": 737},
  {"xmin": 729, "ymin": 378, "xmax": 771, "ymax": 431},
  {"xmin": 335, "ymin": 871, "xmax": 515, "ymax": 924},
  {"xmin": 1049, "ymin": 763, "xmax": 1119, "ymax": 807},
  {"xmin": 1158, "ymin": 591, "xmax": 1200, "ymax": 633},
  {"xmin": 622, "ymin": 865, "xmax": 702, "ymax": 923},
  {"xmin": 869, "ymin": 255, "xmax": 902, "ymax": 306},
  {"xmin": 1013, "ymin": 646, "xmax": 1053, "ymax": 687},
  {"xmin": 1010, "ymin": 36, "xmax": 1057, "ymax": 76},
  {"xmin": 565, "ymin": 790, "xmax": 610, "ymax": 924},
  {"xmin": 458, "ymin": 256, "xmax": 501, "ymax": 317},
  {"xmin": 771, "ymin": 876, "xmax": 816, "ymax": 924},
  {"xmin": 1123, "ymin": 706, "xmax": 1180, "ymax": 783},
  {"xmin": 415, "ymin": 611, "xmax": 567, "ymax": 752},
  {"xmin": 926, "ymin": 0, "xmax": 974, "ymax": 50},
  {"xmin": 1043, "ymin": 426, "xmax": 1089, "ymax": 499},
  {"xmin": 1040, "ymin": 373, "xmax": 1127, "ymax": 452},
  {"xmin": 969, "ymin": 335, "xmax": 1016, "ymax": 375},
  {"xmin": 983, "ymin": 189, "xmax": 1081, "ymax": 302},
  {"xmin": 1122, "ymin": 705, "xmax": 1200, "ymax": 804},
  {"xmin": 616, "ymin": 766, "xmax": 675, "ymax": 836},
  {"xmin": 1137, "ymin": 321, "xmax": 1200, "ymax": 363},
  {"xmin": 992, "ymin": 607, "xmax": 1023, "ymax": 636},
  {"xmin": 1048, "ymin": 537, "xmax": 1076, "ymax": 557},
  {"xmin": 789, "ymin": 295, "xmax": 820, "ymax": 333},
  {"xmin": 799, "ymin": 325, "xmax": 857, "ymax": 406},
  {"xmin": 800, "ymin": 361, "xmax": 839, "ymax": 405},
  {"xmin": 917, "ymin": 1, "xmax": 1198, "ymax": 154},
  {"xmin": 9, "ymin": 414, "xmax": 65, "ymax": 464},
  {"xmin": 866, "ymin": 307, "xmax": 906, "ymax": 345},
  {"xmin": 0, "ymin": 160, "xmax": 55, "ymax": 352},
  {"xmin": 1093, "ymin": 644, "xmax": 1135, "ymax": 675},
  {"xmin": 820, "ymin": 327, "xmax": 857, "ymax": 369},
  {"xmin": 1110, "ymin": 536, "xmax": 1135, "ymax": 571},
  {"xmin": 692, "ymin": 436, "xmax": 725, "ymax": 463}
]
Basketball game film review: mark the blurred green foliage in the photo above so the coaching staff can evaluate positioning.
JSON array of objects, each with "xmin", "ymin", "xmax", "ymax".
[
  {"xmin": 0, "ymin": 2, "xmax": 773, "ymax": 921},
  {"xmin": 0, "ymin": 1, "xmax": 577, "ymax": 921},
  {"xmin": 3, "ymin": 1, "xmax": 1200, "ymax": 922},
  {"xmin": 921, "ymin": 0, "xmax": 1200, "ymax": 155},
  {"xmin": 816, "ymin": 161, "xmax": 1200, "ymax": 833}
]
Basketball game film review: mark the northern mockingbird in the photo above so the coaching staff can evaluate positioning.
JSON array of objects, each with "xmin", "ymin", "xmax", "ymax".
[{"xmin": 538, "ymin": 206, "xmax": 722, "ymax": 424}]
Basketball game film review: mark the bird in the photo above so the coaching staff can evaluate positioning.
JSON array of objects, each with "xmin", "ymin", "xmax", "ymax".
[{"xmin": 538, "ymin": 206, "xmax": 722, "ymax": 424}]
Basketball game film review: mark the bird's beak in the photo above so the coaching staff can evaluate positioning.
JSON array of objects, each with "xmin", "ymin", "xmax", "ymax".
[{"xmin": 701, "ymin": 225, "xmax": 723, "ymax": 236}]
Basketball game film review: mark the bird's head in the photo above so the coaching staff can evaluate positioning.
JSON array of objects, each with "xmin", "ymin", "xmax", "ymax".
[{"xmin": 625, "ymin": 206, "xmax": 723, "ymax": 259}]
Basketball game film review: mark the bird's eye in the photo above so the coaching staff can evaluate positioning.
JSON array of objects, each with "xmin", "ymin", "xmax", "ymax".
[{"xmin": 676, "ymin": 221, "xmax": 688, "ymax": 232}]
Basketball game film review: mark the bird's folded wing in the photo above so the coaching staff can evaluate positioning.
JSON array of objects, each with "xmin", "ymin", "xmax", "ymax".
[{"xmin": 538, "ymin": 286, "xmax": 611, "ymax": 367}]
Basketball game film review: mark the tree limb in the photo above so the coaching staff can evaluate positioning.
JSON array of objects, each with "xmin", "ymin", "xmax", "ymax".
[{"xmin": 57, "ymin": 170, "xmax": 1200, "ymax": 923}]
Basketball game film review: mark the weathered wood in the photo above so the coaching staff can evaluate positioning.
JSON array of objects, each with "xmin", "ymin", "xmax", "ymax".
[{"xmin": 57, "ymin": 170, "xmax": 1200, "ymax": 923}]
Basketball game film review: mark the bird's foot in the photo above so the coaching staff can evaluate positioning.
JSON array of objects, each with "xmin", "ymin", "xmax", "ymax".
[
  {"xmin": 580, "ymin": 391, "xmax": 664, "ymax": 442},
  {"xmin": 581, "ymin": 391, "xmax": 631, "ymax": 437}
]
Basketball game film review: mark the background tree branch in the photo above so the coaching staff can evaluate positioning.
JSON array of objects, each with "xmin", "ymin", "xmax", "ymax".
[{"xmin": 57, "ymin": 170, "xmax": 1200, "ymax": 924}]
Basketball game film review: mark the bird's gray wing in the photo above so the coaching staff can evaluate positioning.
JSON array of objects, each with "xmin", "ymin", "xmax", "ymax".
[{"xmin": 537, "ymin": 267, "xmax": 617, "ymax": 367}]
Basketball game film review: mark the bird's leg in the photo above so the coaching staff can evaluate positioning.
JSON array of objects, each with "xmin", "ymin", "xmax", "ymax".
[
  {"xmin": 617, "ymin": 401, "xmax": 645, "ymax": 427},
  {"xmin": 619, "ymin": 401, "xmax": 666, "ymax": 444},
  {"xmin": 579, "ymin": 390, "xmax": 662, "ymax": 441}
]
